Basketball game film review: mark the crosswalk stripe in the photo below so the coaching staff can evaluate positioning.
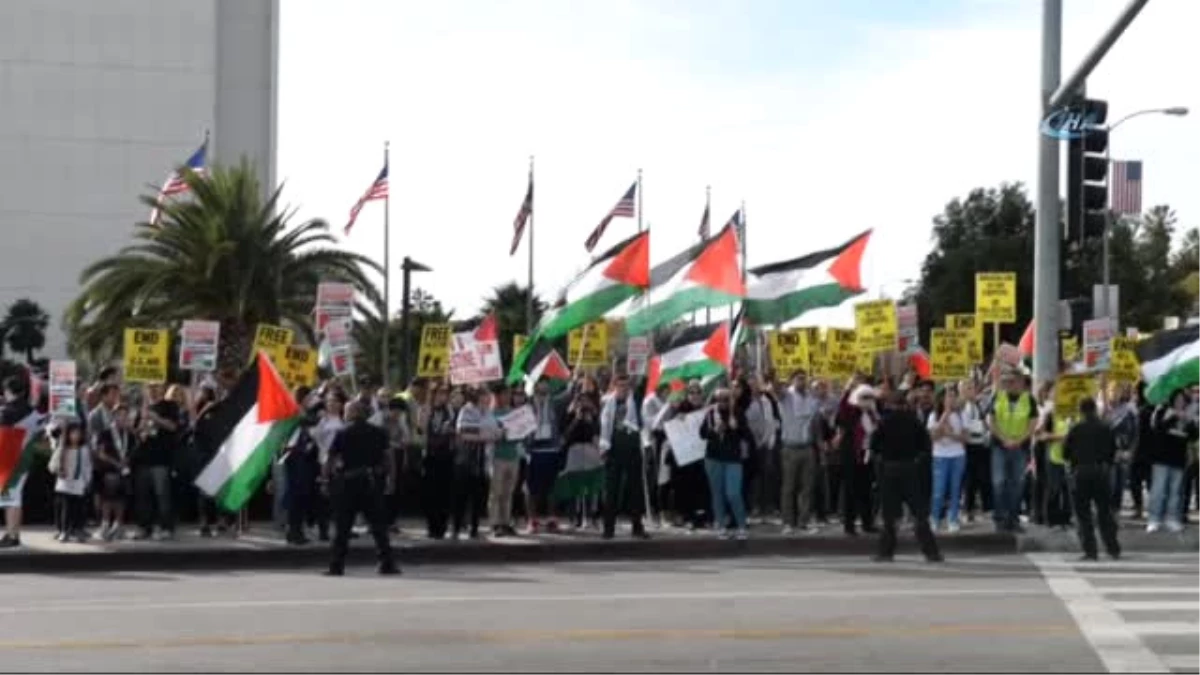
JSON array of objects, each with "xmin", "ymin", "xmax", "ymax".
[
  {"xmin": 1126, "ymin": 622, "xmax": 1200, "ymax": 637},
  {"xmin": 1161, "ymin": 654, "xmax": 1199, "ymax": 671},
  {"xmin": 1100, "ymin": 587, "xmax": 1200, "ymax": 596},
  {"xmin": 1111, "ymin": 601, "xmax": 1199, "ymax": 611}
]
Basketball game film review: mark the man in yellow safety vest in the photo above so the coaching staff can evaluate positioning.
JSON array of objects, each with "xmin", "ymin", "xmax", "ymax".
[{"xmin": 987, "ymin": 371, "xmax": 1037, "ymax": 533}]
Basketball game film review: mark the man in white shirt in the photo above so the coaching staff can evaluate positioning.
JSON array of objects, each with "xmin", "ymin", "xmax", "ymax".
[
  {"xmin": 776, "ymin": 372, "xmax": 820, "ymax": 534},
  {"xmin": 599, "ymin": 374, "xmax": 648, "ymax": 539}
]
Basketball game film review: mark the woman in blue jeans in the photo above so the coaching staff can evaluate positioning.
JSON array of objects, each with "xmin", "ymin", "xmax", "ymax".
[
  {"xmin": 699, "ymin": 385, "xmax": 755, "ymax": 540},
  {"xmin": 927, "ymin": 387, "xmax": 967, "ymax": 533}
]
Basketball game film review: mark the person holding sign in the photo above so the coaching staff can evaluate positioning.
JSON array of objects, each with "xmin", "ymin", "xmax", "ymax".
[
  {"xmin": 488, "ymin": 385, "xmax": 526, "ymax": 537},
  {"xmin": 699, "ymin": 387, "xmax": 754, "ymax": 540}
]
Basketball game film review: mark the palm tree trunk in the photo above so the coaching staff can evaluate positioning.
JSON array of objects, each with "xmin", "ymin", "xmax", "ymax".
[{"xmin": 218, "ymin": 320, "xmax": 253, "ymax": 378}]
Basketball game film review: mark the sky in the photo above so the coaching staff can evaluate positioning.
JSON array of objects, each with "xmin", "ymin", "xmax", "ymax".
[{"xmin": 276, "ymin": 0, "xmax": 1199, "ymax": 329}]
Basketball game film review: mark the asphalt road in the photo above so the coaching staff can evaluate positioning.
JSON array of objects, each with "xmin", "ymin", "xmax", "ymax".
[{"xmin": 0, "ymin": 553, "xmax": 1194, "ymax": 672}]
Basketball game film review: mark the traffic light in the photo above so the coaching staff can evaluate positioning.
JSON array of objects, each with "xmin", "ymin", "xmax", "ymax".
[{"xmin": 1066, "ymin": 98, "xmax": 1109, "ymax": 240}]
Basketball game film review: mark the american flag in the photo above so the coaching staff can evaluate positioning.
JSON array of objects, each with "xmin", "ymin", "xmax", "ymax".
[
  {"xmin": 725, "ymin": 209, "xmax": 744, "ymax": 251},
  {"xmin": 344, "ymin": 162, "xmax": 389, "ymax": 235},
  {"xmin": 1111, "ymin": 160, "xmax": 1142, "ymax": 215},
  {"xmin": 510, "ymin": 173, "xmax": 533, "ymax": 256},
  {"xmin": 148, "ymin": 139, "xmax": 208, "ymax": 226},
  {"xmin": 584, "ymin": 181, "xmax": 637, "ymax": 252},
  {"xmin": 698, "ymin": 203, "xmax": 711, "ymax": 239}
]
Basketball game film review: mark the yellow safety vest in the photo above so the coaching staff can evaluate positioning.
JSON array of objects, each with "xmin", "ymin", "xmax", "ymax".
[
  {"xmin": 994, "ymin": 392, "xmax": 1033, "ymax": 442},
  {"xmin": 1047, "ymin": 415, "xmax": 1072, "ymax": 465}
]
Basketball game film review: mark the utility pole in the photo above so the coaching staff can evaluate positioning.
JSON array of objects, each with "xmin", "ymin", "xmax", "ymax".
[
  {"xmin": 399, "ymin": 256, "xmax": 432, "ymax": 388},
  {"xmin": 1033, "ymin": 0, "xmax": 1063, "ymax": 386}
]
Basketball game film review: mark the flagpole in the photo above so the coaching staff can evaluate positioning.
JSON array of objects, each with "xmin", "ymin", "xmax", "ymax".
[
  {"xmin": 526, "ymin": 156, "xmax": 535, "ymax": 336},
  {"xmin": 704, "ymin": 185, "xmax": 712, "ymax": 326},
  {"xmin": 636, "ymin": 168, "xmax": 643, "ymax": 233},
  {"xmin": 734, "ymin": 199, "xmax": 746, "ymax": 323},
  {"xmin": 381, "ymin": 141, "xmax": 391, "ymax": 390}
]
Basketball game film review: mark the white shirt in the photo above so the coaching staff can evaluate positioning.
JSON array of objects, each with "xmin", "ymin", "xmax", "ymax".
[
  {"xmin": 312, "ymin": 415, "xmax": 346, "ymax": 465},
  {"xmin": 928, "ymin": 411, "xmax": 966, "ymax": 458}
]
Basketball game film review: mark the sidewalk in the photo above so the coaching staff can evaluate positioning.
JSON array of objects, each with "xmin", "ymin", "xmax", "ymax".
[
  {"xmin": 0, "ymin": 517, "xmax": 1190, "ymax": 574},
  {"xmin": 0, "ymin": 517, "xmax": 1014, "ymax": 573}
]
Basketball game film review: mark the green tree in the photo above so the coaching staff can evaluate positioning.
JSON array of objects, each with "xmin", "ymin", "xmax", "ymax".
[
  {"xmin": 353, "ymin": 287, "xmax": 454, "ymax": 385},
  {"xmin": 479, "ymin": 283, "xmax": 545, "ymax": 369},
  {"xmin": 64, "ymin": 161, "xmax": 380, "ymax": 373},
  {"xmin": 3, "ymin": 299, "xmax": 49, "ymax": 363},
  {"xmin": 1171, "ymin": 227, "xmax": 1199, "ymax": 312}
]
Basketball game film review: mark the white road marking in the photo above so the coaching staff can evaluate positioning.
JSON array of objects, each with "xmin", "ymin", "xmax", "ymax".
[
  {"xmin": 1161, "ymin": 653, "xmax": 1199, "ymax": 671},
  {"xmin": 0, "ymin": 586, "xmax": 1052, "ymax": 616},
  {"xmin": 1111, "ymin": 601, "xmax": 1199, "ymax": 612},
  {"xmin": 1030, "ymin": 554, "xmax": 1172, "ymax": 673},
  {"xmin": 1100, "ymin": 588, "xmax": 1200, "ymax": 596}
]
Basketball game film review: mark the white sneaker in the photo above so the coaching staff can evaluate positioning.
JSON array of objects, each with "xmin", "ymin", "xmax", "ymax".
[
  {"xmin": 804, "ymin": 524, "xmax": 821, "ymax": 535},
  {"xmin": 947, "ymin": 522, "xmax": 961, "ymax": 534},
  {"xmin": 929, "ymin": 518, "xmax": 940, "ymax": 532},
  {"xmin": 735, "ymin": 528, "xmax": 749, "ymax": 541},
  {"xmin": 718, "ymin": 529, "xmax": 732, "ymax": 540},
  {"xmin": 1146, "ymin": 522, "xmax": 1161, "ymax": 533},
  {"xmin": 781, "ymin": 525, "xmax": 795, "ymax": 536},
  {"xmin": 1166, "ymin": 521, "xmax": 1184, "ymax": 533}
]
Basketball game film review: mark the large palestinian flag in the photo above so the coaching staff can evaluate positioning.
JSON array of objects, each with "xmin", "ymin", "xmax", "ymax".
[
  {"xmin": 195, "ymin": 352, "xmax": 302, "ymax": 512},
  {"xmin": 0, "ymin": 402, "xmax": 45, "ymax": 494},
  {"xmin": 625, "ymin": 223, "xmax": 744, "ymax": 336},
  {"xmin": 521, "ymin": 341, "xmax": 572, "ymax": 396},
  {"xmin": 1138, "ymin": 325, "xmax": 1199, "ymax": 405},
  {"xmin": 509, "ymin": 231, "xmax": 649, "ymax": 382},
  {"xmin": 645, "ymin": 314, "xmax": 739, "ymax": 394},
  {"xmin": 743, "ymin": 230, "xmax": 871, "ymax": 326}
]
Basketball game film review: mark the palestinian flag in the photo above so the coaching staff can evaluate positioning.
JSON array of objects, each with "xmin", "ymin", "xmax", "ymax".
[
  {"xmin": 743, "ymin": 230, "xmax": 871, "ymax": 326},
  {"xmin": 626, "ymin": 223, "xmax": 744, "ymax": 336},
  {"xmin": 645, "ymin": 315, "xmax": 738, "ymax": 393},
  {"xmin": 194, "ymin": 352, "xmax": 302, "ymax": 512},
  {"xmin": 1138, "ymin": 325, "xmax": 1199, "ymax": 405},
  {"xmin": 509, "ymin": 232, "xmax": 649, "ymax": 381},
  {"xmin": 552, "ymin": 439, "xmax": 605, "ymax": 501},
  {"xmin": 522, "ymin": 342, "xmax": 572, "ymax": 396},
  {"xmin": 0, "ymin": 403, "xmax": 45, "ymax": 493}
]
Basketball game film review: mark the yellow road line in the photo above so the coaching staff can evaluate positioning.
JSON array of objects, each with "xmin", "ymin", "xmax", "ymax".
[{"xmin": 0, "ymin": 624, "xmax": 1077, "ymax": 651}]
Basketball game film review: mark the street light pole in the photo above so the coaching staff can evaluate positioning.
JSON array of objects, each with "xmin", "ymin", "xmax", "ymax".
[{"xmin": 1098, "ymin": 106, "xmax": 1188, "ymax": 321}]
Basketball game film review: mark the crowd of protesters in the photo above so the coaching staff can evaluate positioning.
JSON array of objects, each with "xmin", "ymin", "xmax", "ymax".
[{"xmin": 0, "ymin": 361, "xmax": 1196, "ymax": 551}]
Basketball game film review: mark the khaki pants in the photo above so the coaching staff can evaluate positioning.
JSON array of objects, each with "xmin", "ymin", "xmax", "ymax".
[
  {"xmin": 781, "ymin": 445, "xmax": 816, "ymax": 528},
  {"xmin": 489, "ymin": 459, "xmax": 521, "ymax": 527}
]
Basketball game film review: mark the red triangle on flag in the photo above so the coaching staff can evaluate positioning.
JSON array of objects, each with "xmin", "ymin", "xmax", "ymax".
[
  {"xmin": 684, "ymin": 226, "xmax": 745, "ymax": 297},
  {"xmin": 1018, "ymin": 319, "xmax": 1034, "ymax": 356},
  {"xmin": 256, "ymin": 352, "xmax": 301, "ymax": 423},
  {"xmin": 602, "ymin": 231, "xmax": 650, "ymax": 288},
  {"xmin": 909, "ymin": 348, "xmax": 931, "ymax": 381},
  {"xmin": 644, "ymin": 355, "xmax": 661, "ymax": 398},
  {"xmin": 542, "ymin": 350, "xmax": 572, "ymax": 381},
  {"xmin": 827, "ymin": 230, "xmax": 871, "ymax": 292},
  {"xmin": 702, "ymin": 322, "xmax": 733, "ymax": 368},
  {"xmin": 474, "ymin": 314, "xmax": 499, "ymax": 342},
  {"xmin": 0, "ymin": 426, "xmax": 29, "ymax": 492}
]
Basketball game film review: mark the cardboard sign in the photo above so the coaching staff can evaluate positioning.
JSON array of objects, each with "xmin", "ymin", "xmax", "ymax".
[
  {"xmin": 500, "ymin": 405, "xmax": 538, "ymax": 440},
  {"xmin": 626, "ymin": 336, "xmax": 651, "ymax": 376},
  {"xmin": 825, "ymin": 329, "xmax": 858, "ymax": 379},
  {"xmin": 930, "ymin": 328, "xmax": 970, "ymax": 382},
  {"xmin": 567, "ymin": 321, "xmax": 608, "ymax": 367},
  {"xmin": 662, "ymin": 409, "xmax": 707, "ymax": 467},
  {"xmin": 769, "ymin": 330, "xmax": 809, "ymax": 378},
  {"xmin": 49, "ymin": 360, "xmax": 77, "ymax": 417},
  {"xmin": 896, "ymin": 304, "xmax": 919, "ymax": 354},
  {"xmin": 945, "ymin": 314, "xmax": 983, "ymax": 363},
  {"xmin": 275, "ymin": 345, "xmax": 318, "ymax": 390},
  {"xmin": 1109, "ymin": 337, "xmax": 1141, "ymax": 383},
  {"xmin": 1082, "ymin": 318, "xmax": 1114, "ymax": 371},
  {"xmin": 251, "ymin": 324, "xmax": 294, "ymax": 366},
  {"xmin": 416, "ymin": 324, "xmax": 451, "ymax": 379},
  {"xmin": 975, "ymin": 272, "xmax": 1017, "ymax": 324},
  {"xmin": 854, "ymin": 300, "xmax": 897, "ymax": 354},
  {"xmin": 123, "ymin": 329, "xmax": 170, "ymax": 383},
  {"xmin": 179, "ymin": 320, "xmax": 220, "ymax": 372},
  {"xmin": 315, "ymin": 282, "xmax": 355, "ymax": 332},
  {"xmin": 1061, "ymin": 334, "xmax": 1080, "ymax": 364},
  {"xmin": 450, "ymin": 329, "xmax": 503, "ymax": 385},
  {"xmin": 1054, "ymin": 373, "xmax": 1098, "ymax": 419}
]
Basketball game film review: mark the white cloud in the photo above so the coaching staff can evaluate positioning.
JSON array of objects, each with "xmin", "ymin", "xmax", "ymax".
[{"xmin": 276, "ymin": 0, "xmax": 1199, "ymax": 331}]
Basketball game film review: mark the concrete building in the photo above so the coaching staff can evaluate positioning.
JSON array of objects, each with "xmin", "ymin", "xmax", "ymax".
[{"xmin": 0, "ymin": 0, "xmax": 279, "ymax": 357}]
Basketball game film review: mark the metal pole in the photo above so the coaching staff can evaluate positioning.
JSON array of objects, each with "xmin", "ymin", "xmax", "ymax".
[
  {"xmin": 526, "ymin": 156, "xmax": 535, "ymax": 336},
  {"xmin": 1101, "ymin": 139, "xmax": 1112, "ymax": 322},
  {"xmin": 636, "ymin": 168, "xmax": 643, "ymax": 233},
  {"xmin": 400, "ymin": 259, "xmax": 412, "ymax": 387},
  {"xmin": 1049, "ymin": 0, "xmax": 1151, "ymax": 107},
  {"xmin": 381, "ymin": 141, "xmax": 391, "ymax": 390},
  {"xmin": 704, "ymin": 185, "xmax": 712, "ymax": 326},
  {"xmin": 1034, "ymin": 0, "xmax": 1063, "ymax": 387}
]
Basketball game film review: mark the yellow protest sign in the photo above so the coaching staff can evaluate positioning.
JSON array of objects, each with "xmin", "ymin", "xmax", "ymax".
[
  {"xmin": 417, "ymin": 324, "xmax": 451, "ymax": 379},
  {"xmin": 123, "ymin": 329, "xmax": 170, "ymax": 383},
  {"xmin": 250, "ymin": 324, "xmax": 294, "ymax": 365},
  {"xmin": 568, "ymin": 321, "xmax": 608, "ymax": 366},
  {"xmin": 275, "ymin": 345, "xmax": 318, "ymax": 390},
  {"xmin": 1061, "ymin": 335, "xmax": 1079, "ymax": 363},
  {"xmin": 945, "ymin": 314, "xmax": 983, "ymax": 364},
  {"xmin": 1109, "ymin": 337, "xmax": 1142, "ymax": 383},
  {"xmin": 809, "ymin": 334, "xmax": 828, "ymax": 378},
  {"xmin": 769, "ymin": 330, "xmax": 809, "ymax": 379},
  {"xmin": 513, "ymin": 334, "xmax": 527, "ymax": 358},
  {"xmin": 854, "ymin": 300, "xmax": 897, "ymax": 354},
  {"xmin": 856, "ymin": 349, "xmax": 876, "ymax": 375},
  {"xmin": 1054, "ymin": 373, "xmax": 1098, "ymax": 419},
  {"xmin": 930, "ymin": 328, "xmax": 970, "ymax": 382},
  {"xmin": 825, "ymin": 329, "xmax": 858, "ymax": 379},
  {"xmin": 799, "ymin": 327, "xmax": 822, "ymax": 374},
  {"xmin": 975, "ymin": 272, "xmax": 1016, "ymax": 324}
]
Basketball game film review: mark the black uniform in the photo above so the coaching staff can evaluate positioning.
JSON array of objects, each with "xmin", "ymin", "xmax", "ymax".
[
  {"xmin": 869, "ymin": 406, "xmax": 942, "ymax": 562},
  {"xmin": 326, "ymin": 419, "xmax": 397, "ymax": 575},
  {"xmin": 1063, "ymin": 412, "xmax": 1121, "ymax": 560}
]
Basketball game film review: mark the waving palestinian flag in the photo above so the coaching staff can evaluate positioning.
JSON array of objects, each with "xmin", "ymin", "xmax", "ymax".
[
  {"xmin": 1138, "ymin": 325, "xmax": 1199, "ymax": 405},
  {"xmin": 0, "ymin": 401, "xmax": 45, "ymax": 495},
  {"xmin": 743, "ymin": 230, "xmax": 871, "ymax": 326}
]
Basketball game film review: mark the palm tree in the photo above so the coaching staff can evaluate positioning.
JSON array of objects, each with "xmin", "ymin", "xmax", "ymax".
[
  {"xmin": 64, "ymin": 161, "xmax": 381, "ymax": 372},
  {"xmin": 4, "ymin": 299, "xmax": 49, "ymax": 363},
  {"xmin": 480, "ymin": 283, "xmax": 545, "ymax": 370}
]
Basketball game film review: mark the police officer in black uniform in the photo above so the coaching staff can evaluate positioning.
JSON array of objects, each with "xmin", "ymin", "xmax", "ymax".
[
  {"xmin": 870, "ymin": 389, "xmax": 943, "ymax": 563},
  {"xmin": 324, "ymin": 401, "xmax": 398, "ymax": 576},
  {"xmin": 1063, "ymin": 397, "xmax": 1121, "ymax": 561}
]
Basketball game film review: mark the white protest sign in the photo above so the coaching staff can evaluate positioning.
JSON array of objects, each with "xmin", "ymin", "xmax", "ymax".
[
  {"xmin": 663, "ymin": 408, "xmax": 707, "ymax": 467},
  {"xmin": 315, "ymin": 282, "xmax": 355, "ymax": 332},
  {"xmin": 500, "ymin": 405, "xmax": 538, "ymax": 440},
  {"xmin": 896, "ymin": 304, "xmax": 919, "ymax": 354},
  {"xmin": 49, "ymin": 360, "xmax": 77, "ymax": 417},
  {"xmin": 179, "ymin": 320, "xmax": 220, "ymax": 371},
  {"xmin": 450, "ymin": 330, "xmax": 503, "ymax": 385},
  {"xmin": 626, "ymin": 336, "xmax": 651, "ymax": 376},
  {"xmin": 1083, "ymin": 318, "xmax": 1114, "ymax": 372}
]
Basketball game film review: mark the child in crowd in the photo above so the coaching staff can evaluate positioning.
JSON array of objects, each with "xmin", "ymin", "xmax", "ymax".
[{"xmin": 49, "ymin": 421, "xmax": 92, "ymax": 543}]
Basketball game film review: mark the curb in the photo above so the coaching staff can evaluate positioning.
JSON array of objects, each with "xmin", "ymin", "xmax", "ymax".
[{"xmin": 0, "ymin": 533, "xmax": 1019, "ymax": 574}]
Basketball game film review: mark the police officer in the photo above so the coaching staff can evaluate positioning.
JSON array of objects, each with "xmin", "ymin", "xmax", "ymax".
[
  {"xmin": 323, "ymin": 401, "xmax": 398, "ymax": 576},
  {"xmin": 1063, "ymin": 397, "xmax": 1121, "ymax": 561},
  {"xmin": 869, "ymin": 389, "xmax": 942, "ymax": 563}
]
